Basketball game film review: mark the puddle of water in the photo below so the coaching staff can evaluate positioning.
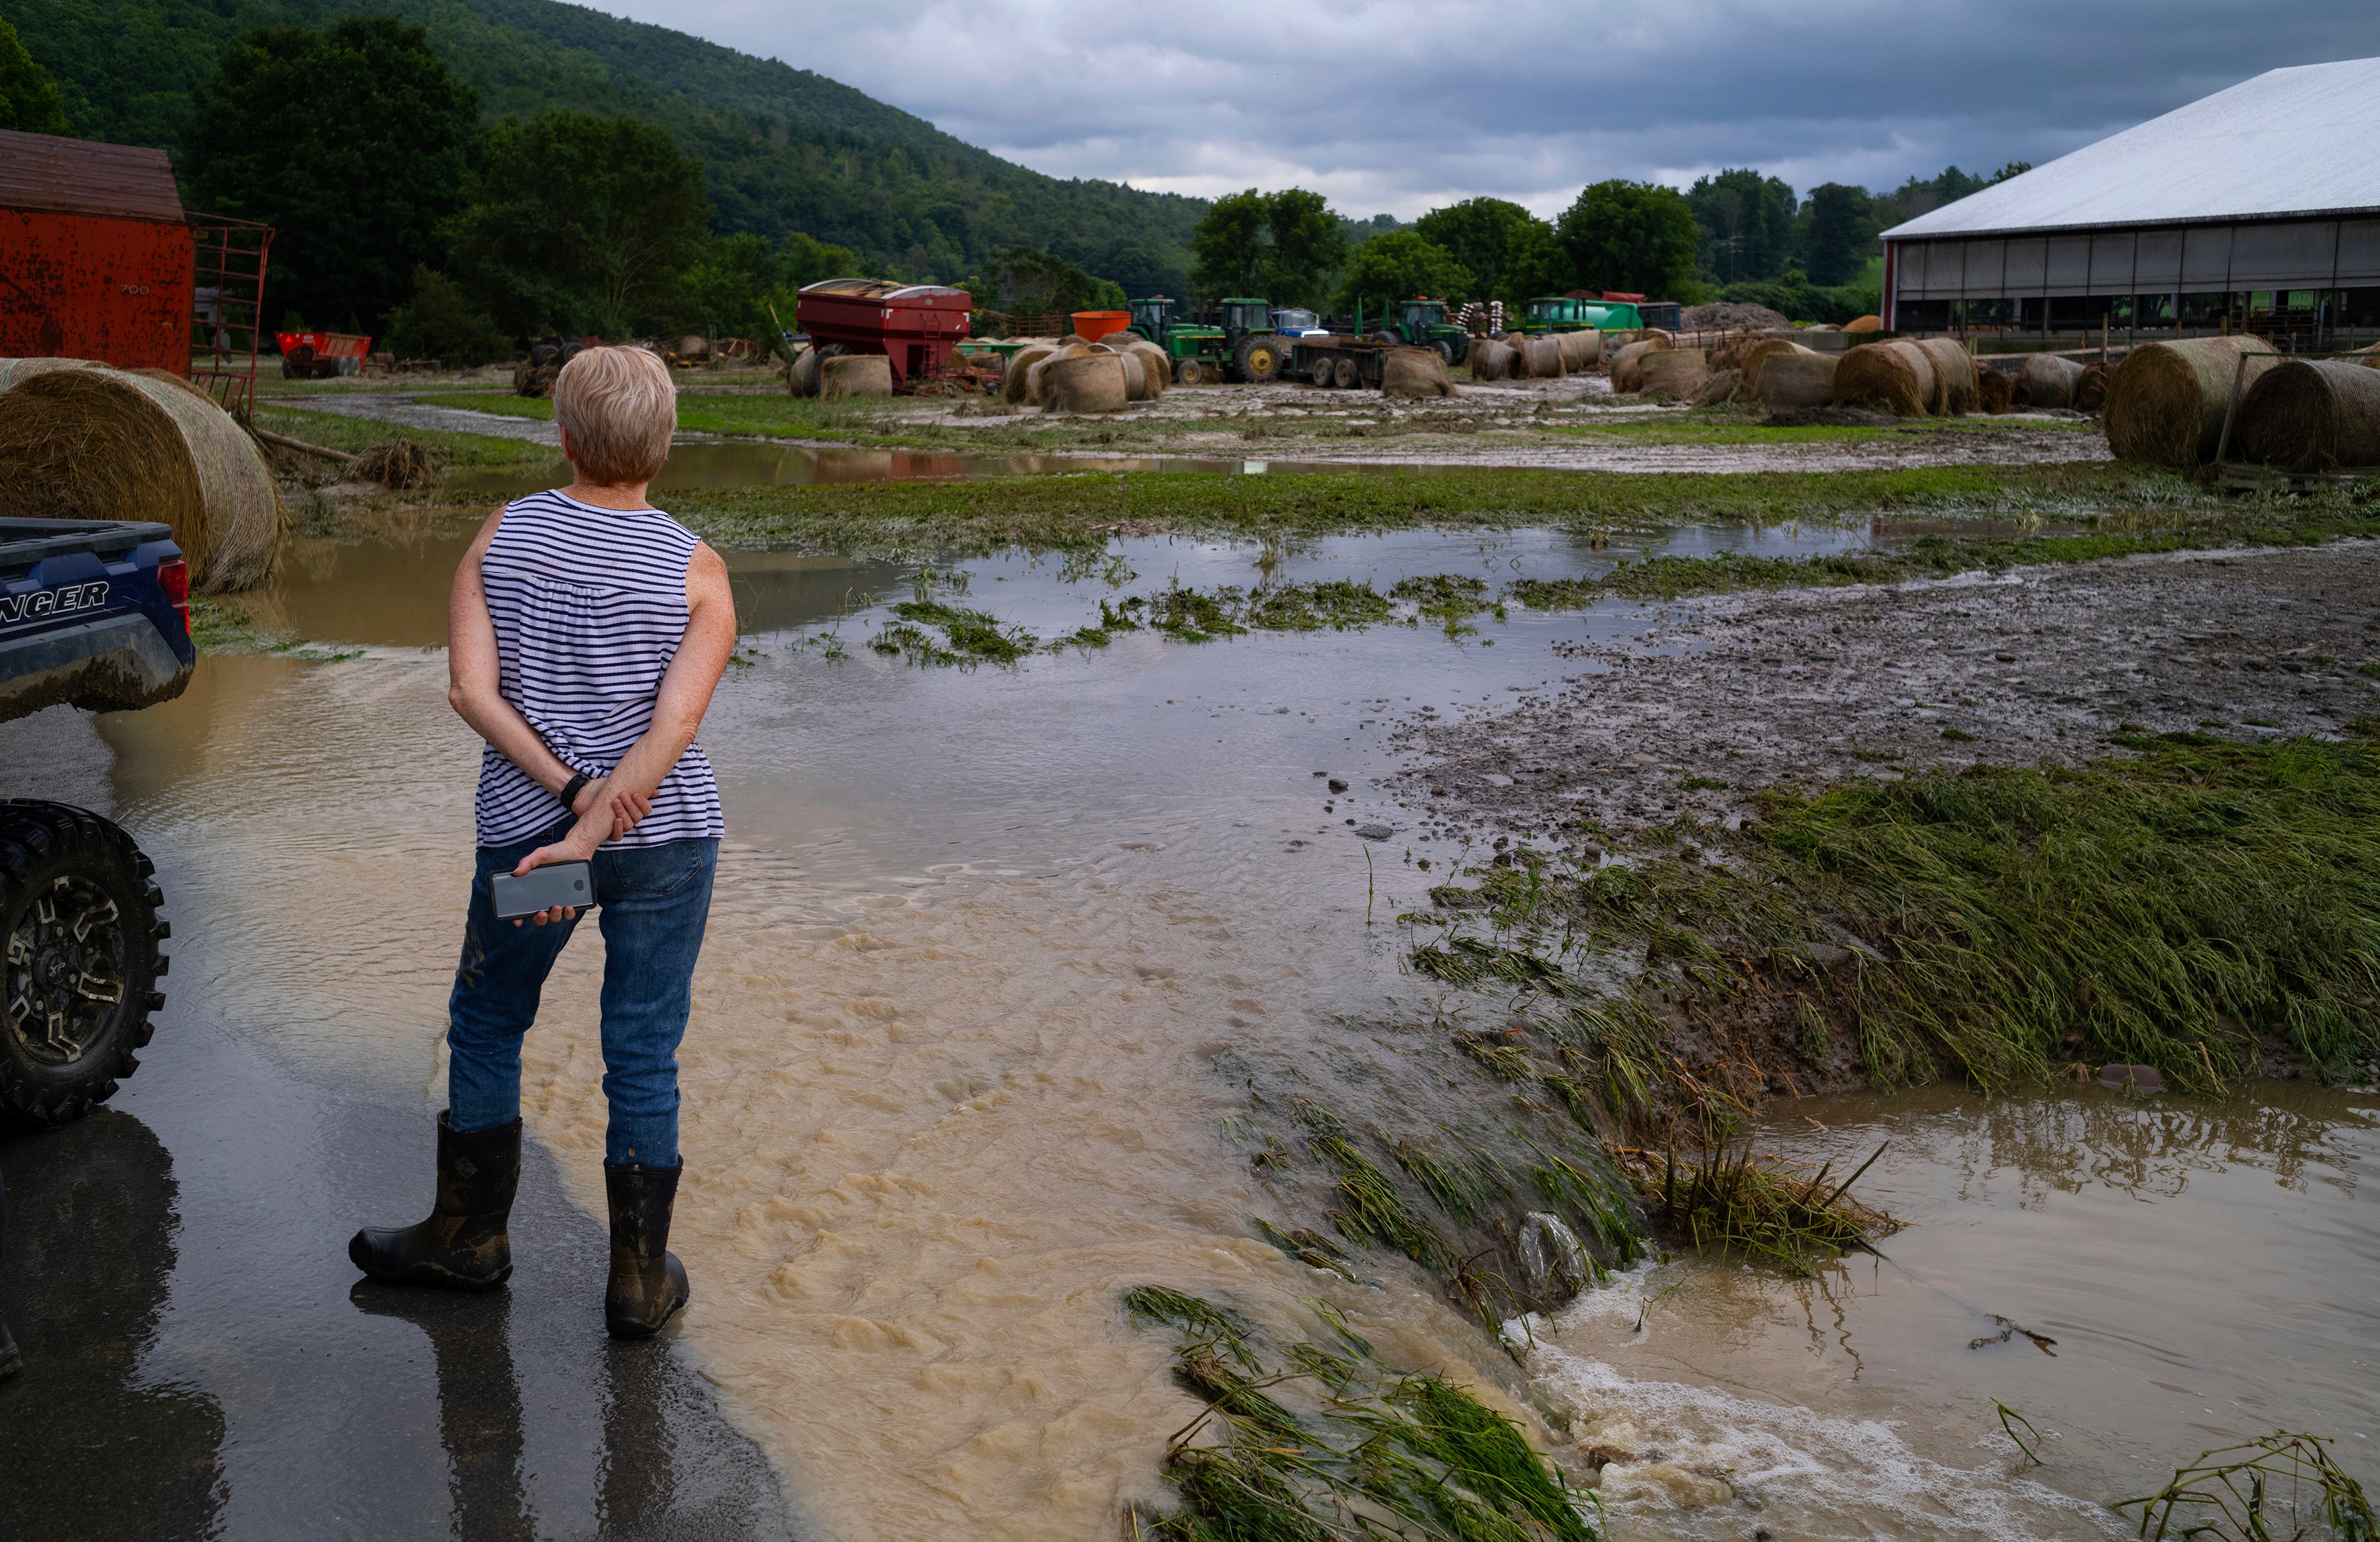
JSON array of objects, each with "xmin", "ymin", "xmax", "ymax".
[
  {"xmin": 1523, "ymin": 1082, "xmax": 2379, "ymax": 1540},
  {"xmin": 443, "ymin": 442, "xmax": 1451, "ymax": 499},
  {"xmin": 47, "ymin": 516, "xmax": 2375, "ymax": 1539}
]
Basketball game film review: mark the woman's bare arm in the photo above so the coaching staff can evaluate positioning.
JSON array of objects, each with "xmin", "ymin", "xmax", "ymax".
[{"xmin": 510, "ymin": 541, "xmax": 736, "ymax": 882}]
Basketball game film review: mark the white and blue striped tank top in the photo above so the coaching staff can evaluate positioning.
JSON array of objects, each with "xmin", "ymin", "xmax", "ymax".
[{"xmin": 473, "ymin": 490, "xmax": 727, "ymax": 849}]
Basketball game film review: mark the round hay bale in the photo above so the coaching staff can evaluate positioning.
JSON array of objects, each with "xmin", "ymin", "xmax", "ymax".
[
  {"xmin": 2235, "ymin": 359, "xmax": 2380, "ymax": 471},
  {"xmin": 1844, "ymin": 315, "xmax": 1883, "ymax": 332},
  {"xmin": 1642, "ymin": 328, "xmax": 1675, "ymax": 346},
  {"xmin": 1003, "ymin": 345, "xmax": 1056, "ymax": 404},
  {"xmin": 1382, "ymin": 348, "xmax": 1452, "ymax": 399},
  {"xmin": 2352, "ymin": 343, "xmax": 2380, "ymax": 370},
  {"xmin": 820, "ymin": 354, "xmax": 893, "ymax": 399},
  {"xmin": 1112, "ymin": 339, "xmax": 1169, "ymax": 400},
  {"xmin": 1469, "ymin": 339, "xmax": 1513, "ymax": 382},
  {"xmin": 1556, "ymin": 330, "xmax": 1595, "ymax": 372},
  {"xmin": 1047, "ymin": 352, "xmax": 1128, "ymax": 413},
  {"xmin": 791, "ymin": 348, "xmax": 821, "ymax": 397},
  {"xmin": 1913, "ymin": 337, "xmax": 1979, "ymax": 415},
  {"xmin": 0, "ymin": 364, "xmax": 282, "ymax": 591},
  {"xmin": 2103, "ymin": 336, "xmax": 2282, "ymax": 467},
  {"xmin": 2017, "ymin": 352, "xmax": 2084, "ymax": 409},
  {"xmin": 1571, "ymin": 327, "xmax": 1603, "ymax": 366},
  {"xmin": 1833, "ymin": 339, "xmax": 1935, "ymax": 417},
  {"xmin": 1736, "ymin": 337, "xmax": 1815, "ymax": 393},
  {"xmin": 1025, "ymin": 357, "xmax": 1054, "ymax": 405},
  {"xmin": 0, "ymin": 356, "xmax": 101, "ymax": 392},
  {"xmin": 1521, "ymin": 336, "xmax": 1564, "ymax": 380},
  {"xmin": 1754, "ymin": 351, "xmax": 1839, "ymax": 409},
  {"xmin": 1115, "ymin": 350, "xmax": 1148, "ymax": 401},
  {"xmin": 1690, "ymin": 366, "xmax": 1741, "ymax": 407},
  {"xmin": 1977, "ymin": 364, "xmax": 2017, "ymax": 414},
  {"xmin": 2074, "ymin": 362, "xmax": 2110, "ymax": 414},
  {"xmin": 1639, "ymin": 348, "xmax": 1710, "ymax": 401}
]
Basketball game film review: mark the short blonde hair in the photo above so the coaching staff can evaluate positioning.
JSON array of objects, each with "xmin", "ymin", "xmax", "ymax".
[{"xmin": 553, "ymin": 346, "xmax": 676, "ymax": 485}]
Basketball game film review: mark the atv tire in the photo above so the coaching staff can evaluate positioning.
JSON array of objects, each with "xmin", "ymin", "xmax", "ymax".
[
  {"xmin": 0, "ymin": 802, "xmax": 167, "ymax": 1129},
  {"xmin": 1233, "ymin": 336, "xmax": 1284, "ymax": 384}
]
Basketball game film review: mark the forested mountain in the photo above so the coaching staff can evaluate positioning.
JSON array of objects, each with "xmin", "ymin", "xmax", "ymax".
[{"xmin": 9, "ymin": 0, "xmax": 1203, "ymax": 290}]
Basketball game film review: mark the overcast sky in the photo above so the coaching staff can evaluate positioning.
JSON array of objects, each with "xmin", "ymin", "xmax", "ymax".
[{"xmin": 595, "ymin": 1, "xmax": 2380, "ymax": 217}]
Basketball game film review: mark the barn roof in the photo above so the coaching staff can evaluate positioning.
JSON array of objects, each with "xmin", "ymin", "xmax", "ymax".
[
  {"xmin": 1883, "ymin": 56, "xmax": 2380, "ymax": 241},
  {"xmin": 0, "ymin": 130, "xmax": 185, "ymax": 224}
]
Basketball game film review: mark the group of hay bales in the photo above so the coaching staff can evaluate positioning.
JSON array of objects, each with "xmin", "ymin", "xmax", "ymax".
[
  {"xmin": 998, "ymin": 332, "xmax": 1171, "ymax": 411},
  {"xmin": 1828, "ymin": 337, "xmax": 1981, "ymax": 418},
  {"xmin": 2097, "ymin": 334, "xmax": 2380, "ymax": 471},
  {"xmin": 1470, "ymin": 329, "xmax": 1599, "ymax": 384},
  {"xmin": 2104, "ymin": 338, "xmax": 2380, "ymax": 473},
  {"xmin": 0, "ymin": 357, "xmax": 282, "ymax": 591},
  {"xmin": 787, "ymin": 347, "xmax": 896, "ymax": 400}
]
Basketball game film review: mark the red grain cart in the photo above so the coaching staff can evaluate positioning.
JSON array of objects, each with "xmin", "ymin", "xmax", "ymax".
[
  {"xmin": 793, "ymin": 278, "xmax": 972, "ymax": 389},
  {"xmin": 275, "ymin": 329, "xmax": 372, "ymax": 380}
]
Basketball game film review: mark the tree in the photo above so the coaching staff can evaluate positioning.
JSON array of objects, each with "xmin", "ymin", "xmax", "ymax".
[
  {"xmin": 381, "ymin": 266, "xmax": 511, "ymax": 366},
  {"xmin": 449, "ymin": 110, "xmax": 711, "ymax": 337},
  {"xmin": 1189, "ymin": 188, "xmax": 1348, "ymax": 307},
  {"xmin": 1412, "ymin": 198, "xmax": 1562, "ymax": 307},
  {"xmin": 183, "ymin": 20, "xmax": 479, "ymax": 338},
  {"xmin": 1684, "ymin": 170, "xmax": 1796, "ymax": 284},
  {"xmin": 986, "ymin": 245, "xmax": 1101, "ymax": 318},
  {"xmin": 1798, "ymin": 182, "xmax": 1872, "ymax": 286},
  {"xmin": 0, "ymin": 17, "xmax": 70, "ymax": 134},
  {"xmin": 1553, "ymin": 181, "xmax": 1700, "ymax": 300},
  {"xmin": 1331, "ymin": 231, "xmax": 1473, "ymax": 317}
]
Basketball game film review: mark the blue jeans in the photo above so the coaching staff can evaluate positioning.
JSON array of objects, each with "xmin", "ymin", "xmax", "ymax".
[{"xmin": 446, "ymin": 819, "xmax": 718, "ymax": 1166}]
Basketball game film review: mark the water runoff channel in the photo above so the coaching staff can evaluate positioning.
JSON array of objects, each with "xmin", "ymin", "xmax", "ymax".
[{"xmin": 5, "ymin": 444, "xmax": 2373, "ymax": 1541}]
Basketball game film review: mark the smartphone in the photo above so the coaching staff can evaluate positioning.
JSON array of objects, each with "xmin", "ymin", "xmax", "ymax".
[{"xmin": 491, "ymin": 861, "xmax": 594, "ymax": 920}]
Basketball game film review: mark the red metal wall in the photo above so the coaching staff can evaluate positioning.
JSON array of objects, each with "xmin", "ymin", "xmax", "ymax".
[{"xmin": 0, "ymin": 208, "xmax": 194, "ymax": 372}]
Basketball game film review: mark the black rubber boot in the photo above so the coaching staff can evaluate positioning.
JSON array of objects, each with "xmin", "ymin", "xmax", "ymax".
[
  {"xmin": 0, "ymin": 1316, "xmax": 20, "ymax": 1381},
  {"xmin": 603, "ymin": 1162, "xmax": 689, "ymax": 1340},
  {"xmin": 348, "ymin": 1113, "xmax": 521, "ymax": 1291}
]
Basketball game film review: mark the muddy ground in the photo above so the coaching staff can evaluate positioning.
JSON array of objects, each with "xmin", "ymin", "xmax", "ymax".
[
  {"xmin": 262, "ymin": 364, "xmax": 2112, "ymax": 475},
  {"xmin": 1372, "ymin": 540, "xmax": 2380, "ymax": 846}
]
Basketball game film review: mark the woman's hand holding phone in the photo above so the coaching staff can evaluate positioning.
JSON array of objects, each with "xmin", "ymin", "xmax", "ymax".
[{"xmin": 509, "ymin": 776, "xmax": 654, "ymax": 926}]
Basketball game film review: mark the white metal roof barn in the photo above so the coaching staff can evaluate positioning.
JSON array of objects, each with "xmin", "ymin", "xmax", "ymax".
[{"xmin": 1879, "ymin": 56, "xmax": 2380, "ymax": 346}]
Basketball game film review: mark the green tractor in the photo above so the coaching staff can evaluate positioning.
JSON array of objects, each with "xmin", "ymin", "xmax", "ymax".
[
  {"xmin": 1125, "ymin": 295, "xmax": 1289, "ymax": 384},
  {"xmin": 1363, "ymin": 297, "xmax": 1471, "ymax": 365}
]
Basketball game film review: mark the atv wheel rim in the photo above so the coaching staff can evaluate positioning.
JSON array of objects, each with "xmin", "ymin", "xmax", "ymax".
[{"xmin": 5, "ymin": 876, "xmax": 125, "ymax": 1066}]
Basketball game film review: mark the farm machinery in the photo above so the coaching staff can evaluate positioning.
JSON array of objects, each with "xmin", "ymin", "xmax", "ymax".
[
  {"xmin": 1354, "ymin": 298, "xmax": 1470, "ymax": 364},
  {"xmin": 1121, "ymin": 296, "xmax": 1291, "ymax": 384}
]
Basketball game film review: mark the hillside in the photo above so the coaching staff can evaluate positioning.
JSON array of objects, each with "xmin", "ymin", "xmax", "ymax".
[{"xmin": 9, "ymin": 0, "xmax": 1202, "ymax": 290}]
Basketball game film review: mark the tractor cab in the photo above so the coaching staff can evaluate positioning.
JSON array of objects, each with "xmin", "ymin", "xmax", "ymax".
[
  {"xmin": 1270, "ymin": 307, "xmax": 1325, "ymax": 337},
  {"xmin": 1217, "ymin": 298, "xmax": 1273, "ymax": 338},
  {"xmin": 1128, "ymin": 296, "xmax": 1176, "ymax": 343},
  {"xmin": 1399, "ymin": 299, "xmax": 1447, "ymax": 335}
]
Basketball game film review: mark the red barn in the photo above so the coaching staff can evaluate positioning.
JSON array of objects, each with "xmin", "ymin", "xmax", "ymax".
[{"xmin": 0, "ymin": 130, "xmax": 196, "ymax": 372}]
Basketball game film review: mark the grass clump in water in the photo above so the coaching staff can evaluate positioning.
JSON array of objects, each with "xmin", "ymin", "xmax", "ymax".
[
  {"xmin": 2118, "ymin": 1432, "xmax": 2374, "ymax": 1541},
  {"xmin": 1125, "ymin": 1289, "xmax": 1601, "ymax": 1542},
  {"xmin": 1612, "ymin": 1142, "xmax": 1899, "ymax": 1274},
  {"xmin": 884, "ymin": 598, "xmax": 1034, "ymax": 664},
  {"xmin": 1392, "ymin": 573, "xmax": 1505, "ymax": 637}
]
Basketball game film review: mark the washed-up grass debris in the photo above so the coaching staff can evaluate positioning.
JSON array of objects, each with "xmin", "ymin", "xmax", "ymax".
[
  {"xmin": 2118, "ymin": 1432, "xmax": 2374, "ymax": 1541},
  {"xmin": 1610, "ymin": 1141, "xmax": 1901, "ymax": 1274},
  {"xmin": 666, "ymin": 463, "xmax": 2225, "ymax": 561},
  {"xmin": 1123, "ymin": 1287, "xmax": 1601, "ymax": 1542},
  {"xmin": 1413, "ymin": 731, "xmax": 2380, "ymax": 1124}
]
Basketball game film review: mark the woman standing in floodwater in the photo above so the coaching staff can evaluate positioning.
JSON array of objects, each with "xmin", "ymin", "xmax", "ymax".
[{"xmin": 348, "ymin": 345, "xmax": 735, "ymax": 1338}]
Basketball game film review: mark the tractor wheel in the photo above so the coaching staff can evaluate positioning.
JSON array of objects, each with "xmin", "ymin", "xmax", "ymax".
[
  {"xmin": 1234, "ymin": 337, "xmax": 1283, "ymax": 384},
  {"xmin": 1173, "ymin": 358, "xmax": 1206, "ymax": 386},
  {"xmin": 1433, "ymin": 339, "xmax": 1455, "ymax": 366},
  {"xmin": 530, "ymin": 343, "xmax": 562, "ymax": 369},
  {"xmin": 1310, "ymin": 357, "xmax": 1334, "ymax": 387},
  {"xmin": 1334, "ymin": 357, "xmax": 1361, "ymax": 389},
  {"xmin": 0, "ymin": 802, "xmax": 167, "ymax": 1131}
]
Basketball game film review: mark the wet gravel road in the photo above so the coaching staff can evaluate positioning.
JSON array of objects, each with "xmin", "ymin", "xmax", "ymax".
[{"xmin": 0, "ymin": 711, "xmax": 803, "ymax": 1542}]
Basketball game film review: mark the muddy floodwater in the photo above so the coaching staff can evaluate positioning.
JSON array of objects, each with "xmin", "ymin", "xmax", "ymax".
[{"xmin": 22, "ymin": 509, "xmax": 2375, "ymax": 1539}]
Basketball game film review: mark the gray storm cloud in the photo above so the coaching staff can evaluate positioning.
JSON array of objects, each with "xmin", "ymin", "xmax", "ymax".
[{"xmin": 596, "ymin": 0, "xmax": 2380, "ymax": 212}]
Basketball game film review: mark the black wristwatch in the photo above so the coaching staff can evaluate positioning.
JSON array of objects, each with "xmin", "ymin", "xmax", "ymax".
[{"xmin": 559, "ymin": 772, "xmax": 592, "ymax": 811}]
